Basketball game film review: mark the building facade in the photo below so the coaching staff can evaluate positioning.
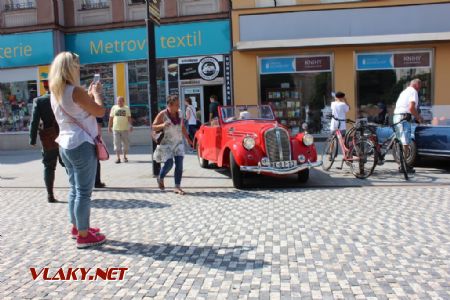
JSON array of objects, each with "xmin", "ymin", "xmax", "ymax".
[
  {"xmin": 0, "ymin": 0, "xmax": 231, "ymax": 137},
  {"xmin": 231, "ymin": 0, "xmax": 450, "ymax": 135}
]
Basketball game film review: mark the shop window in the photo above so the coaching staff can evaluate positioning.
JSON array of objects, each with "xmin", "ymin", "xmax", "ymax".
[
  {"xmin": 127, "ymin": 60, "xmax": 166, "ymax": 127},
  {"xmin": 255, "ymin": 0, "xmax": 295, "ymax": 7},
  {"xmin": 259, "ymin": 55, "xmax": 333, "ymax": 135},
  {"xmin": 0, "ymin": 80, "xmax": 37, "ymax": 132},
  {"xmin": 80, "ymin": 64, "xmax": 114, "ymax": 127},
  {"xmin": 177, "ymin": 0, "xmax": 219, "ymax": 16},
  {"xmin": 4, "ymin": 0, "xmax": 36, "ymax": 11},
  {"xmin": 356, "ymin": 51, "xmax": 433, "ymax": 125}
]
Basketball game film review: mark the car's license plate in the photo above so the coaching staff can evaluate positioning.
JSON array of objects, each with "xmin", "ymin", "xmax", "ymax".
[{"xmin": 271, "ymin": 160, "xmax": 297, "ymax": 169}]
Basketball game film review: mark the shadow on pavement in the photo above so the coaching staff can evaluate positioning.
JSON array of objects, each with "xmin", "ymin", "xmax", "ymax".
[
  {"xmin": 0, "ymin": 150, "xmax": 41, "ymax": 164},
  {"xmin": 97, "ymin": 241, "xmax": 269, "ymax": 272},
  {"xmin": 91, "ymin": 199, "xmax": 171, "ymax": 210},
  {"xmin": 187, "ymin": 190, "xmax": 272, "ymax": 200}
]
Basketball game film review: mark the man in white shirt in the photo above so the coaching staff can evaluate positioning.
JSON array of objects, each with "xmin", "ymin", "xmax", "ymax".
[
  {"xmin": 393, "ymin": 78, "xmax": 423, "ymax": 173},
  {"xmin": 330, "ymin": 91, "xmax": 350, "ymax": 135}
]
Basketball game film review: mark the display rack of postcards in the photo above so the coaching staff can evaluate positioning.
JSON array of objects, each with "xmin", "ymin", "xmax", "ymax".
[
  {"xmin": 320, "ymin": 105, "xmax": 332, "ymax": 134},
  {"xmin": 265, "ymin": 88, "xmax": 302, "ymax": 132}
]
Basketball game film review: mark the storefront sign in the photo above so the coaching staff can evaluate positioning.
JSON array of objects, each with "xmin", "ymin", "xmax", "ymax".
[
  {"xmin": 394, "ymin": 52, "xmax": 430, "ymax": 68},
  {"xmin": 65, "ymin": 20, "xmax": 230, "ymax": 64},
  {"xmin": 357, "ymin": 54, "xmax": 394, "ymax": 70},
  {"xmin": 179, "ymin": 55, "xmax": 224, "ymax": 85},
  {"xmin": 0, "ymin": 31, "xmax": 54, "ymax": 69},
  {"xmin": 224, "ymin": 55, "xmax": 232, "ymax": 105},
  {"xmin": 357, "ymin": 52, "xmax": 431, "ymax": 70},
  {"xmin": 260, "ymin": 58, "xmax": 295, "ymax": 74},
  {"xmin": 260, "ymin": 56, "xmax": 332, "ymax": 74},
  {"xmin": 296, "ymin": 56, "xmax": 331, "ymax": 72}
]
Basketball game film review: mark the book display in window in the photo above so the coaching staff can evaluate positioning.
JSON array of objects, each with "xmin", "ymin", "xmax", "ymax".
[{"xmin": 265, "ymin": 88, "xmax": 302, "ymax": 134}]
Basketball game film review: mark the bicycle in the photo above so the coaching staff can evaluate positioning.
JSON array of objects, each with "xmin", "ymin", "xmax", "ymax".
[
  {"xmin": 322, "ymin": 116, "xmax": 377, "ymax": 179},
  {"xmin": 372, "ymin": 119, "xmax": 411, "ymax": 180}
]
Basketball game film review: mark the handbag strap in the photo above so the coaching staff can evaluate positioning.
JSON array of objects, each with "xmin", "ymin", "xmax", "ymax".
[{"xmin": 57, "ymin": 103, "xmax": 96, "ymax": 140}]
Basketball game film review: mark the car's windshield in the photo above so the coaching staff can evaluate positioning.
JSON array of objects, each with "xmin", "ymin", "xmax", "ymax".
[{"xmin": 221, "ymin": 105, "xmax": 275, "ymax": 123}]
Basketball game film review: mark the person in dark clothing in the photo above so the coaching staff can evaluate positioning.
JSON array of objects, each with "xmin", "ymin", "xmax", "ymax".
[
  {"xmin": 95, "ymin": 117, "xmax": 106, "ymax": 188},
  {"xmin": 29, "ymin": 80, "xmax": 63, "ymax": 203},
  {"xmin": 208, "ymin": 95, "xmax": 219, "ymax": 122}
]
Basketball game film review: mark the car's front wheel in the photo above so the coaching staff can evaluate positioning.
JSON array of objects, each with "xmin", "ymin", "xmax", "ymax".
[
  {"xmin": 197, "ymin": 143, "xmax": 209, "ymax": 168},
  {"xmin": 393, "ymin": 140, "xmax": 417, "ymax": 167},
  {"xmin": 297, "ymin": 169, "xmax": 309, "ymax": 183},
  {"xmin": 230, "ymin": 152, "xmax": 244, "ymax": 189}
]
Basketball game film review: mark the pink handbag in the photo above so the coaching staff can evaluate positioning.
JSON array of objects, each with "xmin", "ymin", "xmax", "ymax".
[{"xmin": 58, "ymin": 105, "xmax": 110, "ymax": 161}]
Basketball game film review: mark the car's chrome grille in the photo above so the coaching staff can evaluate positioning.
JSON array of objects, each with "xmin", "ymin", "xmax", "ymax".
[{"xmin": 264, "ymin": 128, "xmax": 291, "ymax": 162}]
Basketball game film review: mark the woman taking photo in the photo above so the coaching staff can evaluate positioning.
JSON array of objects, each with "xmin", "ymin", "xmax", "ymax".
[
  {"xmin": 153, "ymin": 95, "xmax": 193, "ymax": 195},
  {"xmin": 49, "ymin": 52, "xmax": 106, "ymax": 248}
]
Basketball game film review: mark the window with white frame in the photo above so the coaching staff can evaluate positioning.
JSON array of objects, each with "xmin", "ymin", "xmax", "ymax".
[
  {"xmin": 4, "ymin": 0, "xmax": 36, "ymax": 11},
  {"xmin": 80, "ymin": 0, "xmax": 109, "ymax": 10},
  {"xmin": 178, "ymin": 0, "xmax": 220, "ymax": 16},
  {"xmin": 255, "ymin": 0, "xmax": 295, "ymax": 8}
]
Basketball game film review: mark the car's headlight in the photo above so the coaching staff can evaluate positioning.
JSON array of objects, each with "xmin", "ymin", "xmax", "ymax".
[
  {"xmin": 243, "ymin": 136, "xmax": 256, "ymax": 150},
  {"xmin": 302, "ymin": 134, "xmax": 314, "ymax": 146}
]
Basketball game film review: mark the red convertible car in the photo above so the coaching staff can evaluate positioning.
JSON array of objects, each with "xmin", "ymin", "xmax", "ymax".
[{"xmin": 194, "ymin": 105, "xmax": 322, "ymax": 188}]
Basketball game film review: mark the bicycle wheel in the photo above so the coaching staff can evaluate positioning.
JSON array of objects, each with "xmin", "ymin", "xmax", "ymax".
[
  {"xmin": 349, "ymin": 139, "xmax": 377, "ymax": 179},
  {"xmin": 393, "ymin": 139, "xmax": 409, "ymax": 180},
  {"xmin": 322, "ymin": 135, "xmax": 338, "ymax": 171}
]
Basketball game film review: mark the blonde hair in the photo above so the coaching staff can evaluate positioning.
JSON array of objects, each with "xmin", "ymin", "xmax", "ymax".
[{"xmin": 49, "ymin": 52, "xmax": 80, "ymax": 102}]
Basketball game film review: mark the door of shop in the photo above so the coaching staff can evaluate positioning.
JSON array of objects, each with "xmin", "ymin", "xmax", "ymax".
[{"xmin": 181, "ymin": 86, "xmax": 204, "ymax": 123}]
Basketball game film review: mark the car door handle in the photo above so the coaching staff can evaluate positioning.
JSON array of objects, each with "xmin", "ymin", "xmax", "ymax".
[{"xmin": 228, "ymin": 127, "xmax": 235, "ymax": 134}]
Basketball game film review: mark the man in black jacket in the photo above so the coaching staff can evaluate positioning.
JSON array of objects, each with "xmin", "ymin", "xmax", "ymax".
[{"xmin": 29, "ymin": 80, "xmax": 62, "ymax": 203}]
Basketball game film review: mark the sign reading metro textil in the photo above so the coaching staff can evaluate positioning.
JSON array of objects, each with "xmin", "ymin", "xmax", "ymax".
[
  {"xmin": 0, "ymin": 31, "xmax": 54, "ymax": 69},
  {"xmin": 65, "ymin": 20, "xmax": 230, "ymax": 65}
]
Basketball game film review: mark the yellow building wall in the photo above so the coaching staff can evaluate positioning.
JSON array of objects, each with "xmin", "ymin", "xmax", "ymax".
[
  {"xmin": 434, "ymin": 43, "xmax": 450, "ymax": 106},
  {"xmin": 232, "ymin": 42, "xmax": 450, "ymax": 120},
  {"xmin": 115, "ymin": 63, "xmax": 127, "ymax": 105}
]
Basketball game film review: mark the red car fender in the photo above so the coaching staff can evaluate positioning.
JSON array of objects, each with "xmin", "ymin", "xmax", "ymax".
[
  {"xmin": 218, "ymin": 139, "xmax": 264, "ymax": 167},
  {"xmin": 291, "ymin": 134, "xmax": 318, "ymax": 162}
]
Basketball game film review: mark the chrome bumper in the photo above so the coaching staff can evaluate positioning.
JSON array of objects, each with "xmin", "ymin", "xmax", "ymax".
[{"xmin": 240, "ymin": 161, "xmax": 323, "ymax": 175}]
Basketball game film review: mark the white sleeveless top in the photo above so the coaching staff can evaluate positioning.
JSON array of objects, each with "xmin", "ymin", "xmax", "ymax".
[
  {"xmin": 186, "ymin": 105, "xmax": 197, "ymax": 125},
  {"xmin": 51, "ymin": 85, "xmax": 98, "ymax": 150}
]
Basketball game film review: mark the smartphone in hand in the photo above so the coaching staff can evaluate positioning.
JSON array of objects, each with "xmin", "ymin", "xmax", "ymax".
[{"xmin": 93, "ymin": 73, "xmax": 101, "ymax": 84}]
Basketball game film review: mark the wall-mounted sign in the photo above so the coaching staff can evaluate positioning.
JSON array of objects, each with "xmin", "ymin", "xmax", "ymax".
[
  {"xmin": 357, "ymin": 51, "xmax": 431, "ymax": 70},
  {"xmin": 296, "ymin": 56, "xmax": 331, "ymax": 72},
  {"xmin": 260, "ymin": 55, "xmax": 332, "ymax": 74},
  {"xmin": 224, "ymin": 55, "xmax": 232, "ymax": 105},
  {"xmin": 0, "ymin": 31, "xmax": 54, "ymax": 69},
  {"xmin": 65, "ymin": 20, "xmax": 230, "ymax": 64},
  {"xmin": 394, "ymin": 52, "xmax": 430, "ymax": 68},
  {"xmin": 260, "ymin": 57, "xmax": 295, "ymax": 74},
  {"xmin": 179, "ymin": 55, "xmax": 224, "ymax": 85}
]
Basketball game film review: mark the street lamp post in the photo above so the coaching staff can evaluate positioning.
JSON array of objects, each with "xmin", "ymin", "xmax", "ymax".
[{"xmin": 146, "ymin": 0, "xmax": 161, "ymax": 176}]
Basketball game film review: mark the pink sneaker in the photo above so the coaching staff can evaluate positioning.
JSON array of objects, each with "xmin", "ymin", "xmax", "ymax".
[
  {"xmin": 71, "ymin": 227, "xmax": 101, "ymax": 239},
  {"xmin": 76, "ymin": 231, "xmax": 106, "ymax": 249}
]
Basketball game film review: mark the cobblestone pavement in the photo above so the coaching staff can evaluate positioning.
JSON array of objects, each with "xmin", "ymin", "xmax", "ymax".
[{"xmin": 1, "ymin": 148, "xmax": 449, "ymax": 299}]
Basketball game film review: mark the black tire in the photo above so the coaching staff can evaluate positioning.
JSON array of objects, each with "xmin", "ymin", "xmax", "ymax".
[
  {"xmin": 393, "ymin": 140, "xmax": 417, "ymax": 167},
  {"xmin": 349, "ymin": 139, "xmax": 377, "ymax": 179},
  {"xmin": 197, "ymin": 144, "xmax": 209, "ymax": 168},
  {"xmin": 230, "ymin": 152, "xmax": 244, "ymax": 189},
  {"xmin": 297, "ymin": 169, "xmax": 309, "ymax": 183},
  {"xmin": 322, "ymin": 135, "xmax": 338, "ymax": 171},
  {"xmin": 394, "ymin": 140, "xmax": 409, "ymax": 180}
]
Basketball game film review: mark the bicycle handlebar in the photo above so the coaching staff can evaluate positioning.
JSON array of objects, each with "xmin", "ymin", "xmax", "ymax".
[{"xmin": 328, "ymin": 115, "xmax": 355, "ymax": 124}]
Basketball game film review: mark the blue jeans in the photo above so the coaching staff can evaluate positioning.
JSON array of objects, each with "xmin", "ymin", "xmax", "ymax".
[
  {"xmin": 159, "ymin": 156, "xmax": 184, "ymax": 187},
  {"xmin": 59, "ymin": 142, "xmax": 97, "ymax": 231},
  {"xmin": 393, "ymin": 115, "xmax": 412, "ymax": 145}
]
